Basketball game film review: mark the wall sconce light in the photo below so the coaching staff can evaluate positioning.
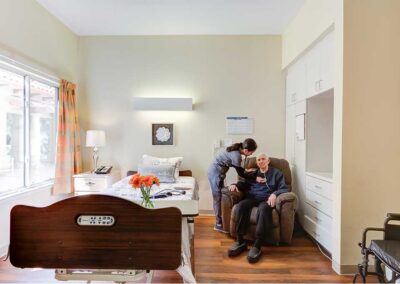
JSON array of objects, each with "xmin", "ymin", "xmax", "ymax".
[{"xmin": 133, "ymin": 97, "xmax": 193, "ymax": 111}]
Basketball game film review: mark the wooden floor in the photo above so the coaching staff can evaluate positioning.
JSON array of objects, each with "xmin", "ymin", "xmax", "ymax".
[{"xmin": 0, "ymin": 216, "xmax": 360, "ymax": 283}]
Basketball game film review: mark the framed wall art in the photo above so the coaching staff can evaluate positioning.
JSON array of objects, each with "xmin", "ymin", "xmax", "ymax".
[{"xmin": 152, "ymin": 123, "xmax": 174, "ymax": 145}]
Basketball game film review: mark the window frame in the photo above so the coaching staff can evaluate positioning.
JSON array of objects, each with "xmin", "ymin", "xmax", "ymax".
[{"xmin": 0, "ymin": 59, "xmax": 59, "ymax": 197}]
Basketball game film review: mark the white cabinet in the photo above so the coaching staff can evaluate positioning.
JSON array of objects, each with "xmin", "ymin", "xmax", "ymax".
[
  {"xmin": 285, "ymin": 100, "xmax": 306, "ymax": 225},
  {"xmin": 304, "ymin": 173, "xmax": 333, "ymax": 251},
  {"xmin": 73, "ymin": 171, "xmax": 120, "ymax": 194},
  {"xmin": 285, "ymin": 30, "xmax": 335, "ymax": 254},
  {"xmin": 306, "ymin": 32, "xmax": 335, "ymax": 97},
  {"xmin": 285, "ymin": 104, "xmax": 295, "ymax": 165},
  {"xmin": 286, "ymin": 56, "xmax": 307, "ymax": 106}
]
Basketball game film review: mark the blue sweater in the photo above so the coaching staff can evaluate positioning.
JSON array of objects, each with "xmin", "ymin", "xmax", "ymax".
[{"xmin": 236, "ymin": 167, "xmax": 288, "ymax": 203}]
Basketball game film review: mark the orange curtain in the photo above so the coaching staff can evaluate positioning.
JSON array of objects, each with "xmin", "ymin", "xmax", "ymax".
[{"xmin": 53, "ymin": 79, "xmax": 82, "ymax": 194}]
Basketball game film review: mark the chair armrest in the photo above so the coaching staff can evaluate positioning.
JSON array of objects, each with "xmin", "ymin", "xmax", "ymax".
[
  {"xmin": 276, "ymin": 192, "xmax": 298, "ymax": 212},
  {"xmin": 359, "ymin": 227, "xmax": 385, "ymax": 253},
  {"xmin": 221, "ymin": 187, "xmax": 244, "ymax": 234},
  {"xmin": 221, "ymin": 187, "xmax": 244, "ymax": 208},
  {"xmin": 387, "ymin": 213, "xmax": 400, "ymax": 220}
]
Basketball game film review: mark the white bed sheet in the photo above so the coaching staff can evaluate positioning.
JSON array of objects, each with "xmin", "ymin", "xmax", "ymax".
[{"xmin": 102, "ymin": 176, "xmax": 199, "ymax": 216}]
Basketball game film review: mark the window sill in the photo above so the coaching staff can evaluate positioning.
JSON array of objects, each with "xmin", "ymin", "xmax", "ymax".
[{"xmin": 0, "ymin": 181, "xmax": 54, "ymax": 202}]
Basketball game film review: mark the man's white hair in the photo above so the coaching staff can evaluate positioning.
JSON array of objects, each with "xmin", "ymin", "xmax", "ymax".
[{"xmin": 256, "ymin": 153, "xmax": 269, "ymax": 160}]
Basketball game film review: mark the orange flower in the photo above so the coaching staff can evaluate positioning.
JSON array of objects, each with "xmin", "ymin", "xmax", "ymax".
[
  {"xmin": 129, "ymin": 173, "xmax": 142, "ymax": 189},
  {"xmin": 152, "ymin": 176, "xmax": 160, "ymax": 186},
  {"xmin": 142, "ymin": 175, "xmax": 153, "ymax": 187}
]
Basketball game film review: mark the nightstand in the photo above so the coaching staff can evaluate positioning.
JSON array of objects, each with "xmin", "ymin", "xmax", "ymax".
[{"xmin": 73, "ymin": 171, "xmax": 120, "ymax": 194}]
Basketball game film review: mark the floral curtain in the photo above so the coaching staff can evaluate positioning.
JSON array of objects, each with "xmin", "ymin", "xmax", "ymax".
[{"xmin": 53, "ymin": 79, "xmax": 82, "ymax": 194}]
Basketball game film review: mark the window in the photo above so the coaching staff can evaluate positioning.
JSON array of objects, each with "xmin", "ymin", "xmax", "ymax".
[{"xmin": 0, "ymin": 66, "xmax": 58, "ymax": 196}]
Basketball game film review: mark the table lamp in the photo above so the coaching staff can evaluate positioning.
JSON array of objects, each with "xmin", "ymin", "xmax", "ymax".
[{"xmin": 86, "ymin": 130, "xmax": 106, "ymax": 172}]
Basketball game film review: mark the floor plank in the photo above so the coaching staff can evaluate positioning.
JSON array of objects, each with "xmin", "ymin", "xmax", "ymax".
[{"xmin": 0, "ymin": 216, "xmax": 368, "ymax": 283}]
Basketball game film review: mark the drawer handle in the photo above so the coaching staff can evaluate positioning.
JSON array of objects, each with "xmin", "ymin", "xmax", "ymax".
[
  {"xmin": 85, "ymin": 181, "xmax": 96, "ymax": 186},
  {"xmin": 314, "ymin": 185, "xmax": 322, "ymax": 189},
  {"xmin": 314, "ymin": 200, "xmax": 321, "ymax": 205}
]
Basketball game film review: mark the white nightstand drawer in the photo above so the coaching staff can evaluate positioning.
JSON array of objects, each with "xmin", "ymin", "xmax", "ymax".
[
  {"xmin": 306, "ymin": 189, "xmax": 332, "ymax": 217},
  {"xmin": 74, "ymin": 177, "xmax": 107, "ymax": 192},
  {"xmin": 304, "ymin": 203, "xmax": 332, "ymax": 233},
  {"xmin": 306, "ymin": 175, "xmax": 332, "ymax": 200},
  {"xmin": 73, "ymin": 172, "xmax": 120, "ymax": 194},
  {"xmin": 304, "ymin": 215, "xmax": 332, "ymax": 252}
]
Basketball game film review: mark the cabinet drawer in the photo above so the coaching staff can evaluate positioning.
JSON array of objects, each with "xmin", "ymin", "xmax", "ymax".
[
  {"xmin": 74, "ymin": 177, "xmax": 107, "ymax": 192},
  {"xmin": 306, "ymin": 189, "xmax": 332, "ymax": 217},
  {"xmin": 304, "ymin": 203, "xmax": 332, "ymax": 233},
  {"xmin": 306, "ymin": 175, "xmax": 332, "ymax": 200},
  {"xmin": 304, "ymin": 215, "xmax": 332, "ymax": 252}
]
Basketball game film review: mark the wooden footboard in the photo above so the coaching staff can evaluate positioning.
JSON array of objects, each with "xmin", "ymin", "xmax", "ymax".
[{"xmin": 10, "ymin": 194, "xmax": 182, "ymax": 271}]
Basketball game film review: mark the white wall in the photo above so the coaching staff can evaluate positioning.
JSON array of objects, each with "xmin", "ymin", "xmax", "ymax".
[
  {"xmin": 0, "ymin": 0, "xmax": 79, "ymax": 256},
  {"xmin": 77, "ymin": 36, "xmax": 285, "ymax": 211},
  {"xmin": 0, "ymin": 0, "xmax": 78, "ymax": 81}
]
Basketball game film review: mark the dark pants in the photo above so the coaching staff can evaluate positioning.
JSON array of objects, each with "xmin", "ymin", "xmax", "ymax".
[{"xmin": 236, "ymin": 198, "xmax": 273, "ymax": 241}]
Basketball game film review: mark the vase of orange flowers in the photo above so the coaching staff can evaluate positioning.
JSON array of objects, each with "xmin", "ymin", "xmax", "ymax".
[{"xmin": 129, "ymin": 173, "xmax": 160, "ymax": 208}]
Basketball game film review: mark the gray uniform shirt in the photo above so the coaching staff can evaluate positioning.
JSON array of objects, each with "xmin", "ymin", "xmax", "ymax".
[{"xmin": 208, "ymin": 149, "xmax": 242, "ymax": 182}]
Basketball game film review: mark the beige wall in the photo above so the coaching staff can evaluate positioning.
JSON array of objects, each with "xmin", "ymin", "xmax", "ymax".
[
  {"xmin": 0, "ymin": 0, "xmax": 78, "ymax": 81},
  {"xmin": 341, "ymin": 0, "xmax": 400, "ymax": 265},
  {"xmin": 77, "ymin": 36, "xmax": 285, "ymax": 210},
  {"xmin": 282, "ymin": 0, "xmax": 336, "ymax": 68}
]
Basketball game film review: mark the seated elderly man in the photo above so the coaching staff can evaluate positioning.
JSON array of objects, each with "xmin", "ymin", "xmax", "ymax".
[{"xmin": 227, "ymin": 153, "xmax": 288, "ymax": 263}]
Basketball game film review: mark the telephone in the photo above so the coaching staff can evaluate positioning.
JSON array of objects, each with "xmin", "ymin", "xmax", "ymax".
[{"xmin": 94, "ymin": 166, "xmax": 112, "ymax": 174}]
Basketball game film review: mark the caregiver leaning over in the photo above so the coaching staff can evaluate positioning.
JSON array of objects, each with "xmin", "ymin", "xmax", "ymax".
[{"xmin": 208, "ymin": 138, "xmax": 260, "ymax": 233}]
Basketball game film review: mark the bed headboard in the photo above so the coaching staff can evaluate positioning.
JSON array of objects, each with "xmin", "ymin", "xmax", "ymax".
[
  {"xmin": 10, "ymin": 194, "xmax": 182, "ymax": 270},
  {"xmin": 126, "ymin": 170, "xmax": 192, "ymax": 177}
]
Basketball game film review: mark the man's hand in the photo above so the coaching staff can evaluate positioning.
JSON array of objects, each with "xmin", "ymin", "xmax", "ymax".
[
  {"xmin": 267, "ymin": 194, "xmax": 277, "ymax": 207},
  {"xmin": 229, "ymin": 184, "xmax": 239, "ymax": 192},
  {"xmin": 256, "ymin": 176, "xmax": 266, "ymax": 183}
]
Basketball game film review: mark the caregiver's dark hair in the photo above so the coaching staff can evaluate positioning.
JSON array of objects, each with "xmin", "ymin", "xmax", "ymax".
[{"xmin": 226, "ymin": 138, "xmax": 257, "ymax": 152}]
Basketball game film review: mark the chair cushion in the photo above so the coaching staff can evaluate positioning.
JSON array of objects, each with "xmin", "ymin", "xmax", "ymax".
[
  {"xmin": 249, "ymin": 207, "xmax": 280, "ymax": 228},
  {"xmin": 370, "ymin": 240, "xmax": 400, "ymax": 272}
]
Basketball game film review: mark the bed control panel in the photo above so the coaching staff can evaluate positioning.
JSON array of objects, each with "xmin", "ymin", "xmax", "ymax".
[{"xmin": 76, "ymin": 215, "xmax": 115, "ymax": 226}]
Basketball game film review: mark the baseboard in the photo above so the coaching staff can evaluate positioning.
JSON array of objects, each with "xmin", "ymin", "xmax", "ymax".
[
  {"xmin": 199, "ymin": 210, "xmax": 214, "ymax": 215},
  {"xmin": 332, "ymin": 260, "xmax": 375, "ymax": 275}
]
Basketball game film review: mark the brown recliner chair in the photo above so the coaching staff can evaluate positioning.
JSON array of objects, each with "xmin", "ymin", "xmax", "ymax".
[{"xmin": 221, "ymin": 157, "xmax": 298, "ymax": 245}]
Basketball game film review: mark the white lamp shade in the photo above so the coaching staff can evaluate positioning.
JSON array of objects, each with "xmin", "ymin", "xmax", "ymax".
[
  {"xmin": 86, "ymin": 130, "xmax": 106, "ymax": 147},
  {"xmin": 133, "ymin": 97, "xmax": 192, "ymax": 111}
]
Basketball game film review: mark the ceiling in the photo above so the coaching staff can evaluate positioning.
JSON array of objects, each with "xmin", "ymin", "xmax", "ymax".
[{"xmin": 36, "ymin": 0, "xmax": 304, "ymax": 36}]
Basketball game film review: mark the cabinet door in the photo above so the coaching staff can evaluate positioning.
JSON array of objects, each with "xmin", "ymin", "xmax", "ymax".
[
  {"xmin": 320, "ymin": 32, "xmax": 335, "ymax": 92},
  {"xmin": 306, "ymin": 42, "xmax": 321, "ymax": 98},
  {"xmin": 285, "ymin": 104, "xmax": 295, "ymax": 164},
  {"xmin": 293, "ymin": 101, "xmax": 307, "ymax": 226},
  {"xmin": 293, "ymin": 57, "xmax": 307, "ymax": 102},
  {"xmin": 286, "ymin": 58, "xmax": 307, "ymax": 105},
  {"xmin": 286, "ymin": 67, "xmax": 296, "ymax": 106}
]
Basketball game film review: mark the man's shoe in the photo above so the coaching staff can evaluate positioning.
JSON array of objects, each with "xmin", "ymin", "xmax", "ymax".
[
  {"xmin": 247, "ymin": 246, "xmax": 262, "ymax": 263},
  {"xmin": 228, "ymin": 241, "xmax": 247, "ymax": 257},
  {"xmin": 213, "ymin": 224, "xmax": 229, "ymax": 234}
]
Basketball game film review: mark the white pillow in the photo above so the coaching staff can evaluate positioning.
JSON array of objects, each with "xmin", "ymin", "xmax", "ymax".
[
  {"xmin": 142, "ymin": 155, "xmax": 183, "ymax": 178},
  {"xmin": 138, "ymin": 164, "xmax": 176, "ymax": 183}
]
